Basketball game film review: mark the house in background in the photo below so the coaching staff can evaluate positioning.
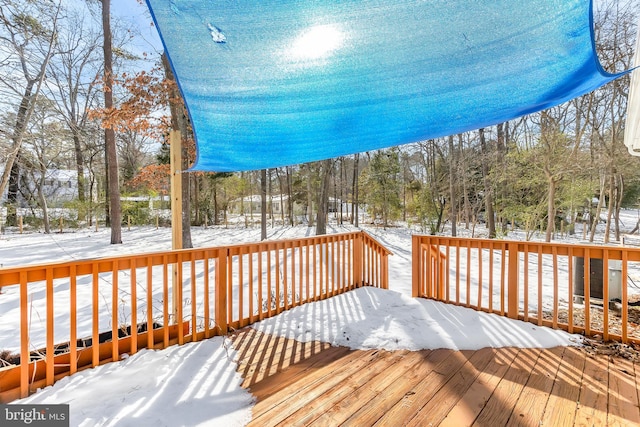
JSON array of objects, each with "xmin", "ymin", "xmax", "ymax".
[{"xmin": 0, "ymin": 168, "xmax": 81, "ymax": 208}]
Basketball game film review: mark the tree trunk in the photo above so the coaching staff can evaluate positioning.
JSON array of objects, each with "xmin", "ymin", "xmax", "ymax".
[
  {"xmin": 316, "ymin": 159, "xmax": 332, "ymax": 235},
  {"xmin": 6, "ymin": 159, "xmax": 20, "ymax": 226},
  {"xmin": 497, "ymin": 123, "xmax": 507, "ymax": 232},
  {"xmin": 72, "ymin": 130, "xmax": 86, "ymax": 203},
  {"xmin": 605, "ymin": 170, "xmax": 615, "ymax": 244},
  {"xmin": 276, "ymin": 168, "xmax": 285, "ymax": 224},
  {"xmin": 37, "ymin": 168, "xmax": 50, "ymax": 234},
  {"xmin": 104, "ymin": 151, "xmax": 110, "ymax": 226},
  {"xmin": 448, "ymin": 135, "xmax": 457, "ymax": 237},
  {"xmin": 479, "ymin": 128, "xmax": 495, "ymax": 238},
  {"xmin": 306, "ymin": 165, "xmax": 314, "ymax": 227},
  {"xmin": 459, "ymin": 134, "xmax": 471, "ymax": 228},
  {"xmin": 261, "ymin": 169, "xmax": 267, "ymax": 240},
  {"xmin": 72, "ymin": 126, "xmax": 86, "ymax": 223},
  {"xmin": 194, "ymin": 175, "xmax": 200, "ymax": 225},
  {"xmin": 340, "ymin": 157, "xmax": 345, "ymax": 225},
  {"xmin": 213, "ymin": 181, "xmax": 218, "ymax": 225},
  {"xmin": 615, "ymin": 173, "xmax": 623, "ymax": 242},
  {"xmin": 352, "ymin": 154, "xmax": 359, "ymax": 227},
  {"xmin": 102, "ymin": 0, "xmax": 122, "ymax": 244},
  {"xmin": 268, "ymin": 169, "xmax": 274, "ymax": 228},
  {"xmin": 287, "ymin": 166, "xmax": 294, "ymax": 226},
  {"xmin": 589, "ymin": 175, "xmax": 606, "ymax": 242},
  {"xmin": 545, "ymin": 170, "xmax": 556, "ymax": 242}
]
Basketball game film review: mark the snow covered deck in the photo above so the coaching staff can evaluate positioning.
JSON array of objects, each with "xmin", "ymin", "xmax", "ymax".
[
  {"xmin": 234, "ymin": 328, "xmax": 640, "ymax": 426},
  {"xmin": 0, "ymin": 231, "xmax": 391, "ymax": 402}
]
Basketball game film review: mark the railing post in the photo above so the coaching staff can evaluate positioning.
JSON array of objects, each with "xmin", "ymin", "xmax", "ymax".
[
  {"xmin": 412, "ymin": 236, "xmax": 420, "ymax": 297},
  {"xmin": 19, "ymin": 271, "xmax": 29, "ymax": 398},
  {"xmin": 507, "ymin": 242, "xmax": 519, "ymax": 319},
  {"xmin": 381, "ymin": 253, "xmax": 389, "ymax": 289},
  {"xmin": 353, "ymin": 232, "xmax": 363, "ymax": 287},
  {"xmin": 215, "ymin": 249, "xmax": 228, "ymax": 335}
]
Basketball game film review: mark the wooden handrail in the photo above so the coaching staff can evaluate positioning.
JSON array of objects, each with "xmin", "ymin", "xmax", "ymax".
[
  {"xmin": 0, "ymin": 231, "xmax": 391, "ymax": 402},
  {"xmin": 412, "ymin": 235, "xmax": 640, "ymax": 345}
]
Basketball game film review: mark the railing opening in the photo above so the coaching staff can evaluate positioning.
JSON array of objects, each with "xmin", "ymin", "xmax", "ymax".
[
  {"xmin": 0, "ymin": 231, "xmax": 391, "ymax": 402},
  {"xmin": 412, "ymin": 235, "xmax": 640, "ymax": 345}
]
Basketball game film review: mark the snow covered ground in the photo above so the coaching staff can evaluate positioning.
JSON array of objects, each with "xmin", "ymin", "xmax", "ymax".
[{"xmin": 1, "ymin": 212, "xmax": 638, "ymax": 426}]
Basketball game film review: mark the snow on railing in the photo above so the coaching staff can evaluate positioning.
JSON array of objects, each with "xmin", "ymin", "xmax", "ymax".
[
  {"xmin": 412, "ymin": 235, "xmax": 640, "ymax": 345},
  {"xmin": 0, "ymin": 231, "xmax": 390, "ymax": 402}
]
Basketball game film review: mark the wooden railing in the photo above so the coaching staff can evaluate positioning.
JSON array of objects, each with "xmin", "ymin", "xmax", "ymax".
[
  {"xmin": 412, "ymin": 235, "xmax": 640, "ymax": 345},
  {"xmin": 0, "ymin": 231, "xmax": 391, "ymax": 402}
]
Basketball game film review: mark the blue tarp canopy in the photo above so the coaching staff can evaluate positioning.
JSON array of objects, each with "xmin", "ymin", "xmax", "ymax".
[{"xmin": 146, "ymin": 0, "xmax": 625, "ymax": 172}]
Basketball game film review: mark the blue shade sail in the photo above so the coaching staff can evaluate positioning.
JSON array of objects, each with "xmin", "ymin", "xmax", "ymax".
[{"xmin": 146, "ymin": 0, "xmax": 625, "ymax": 172}]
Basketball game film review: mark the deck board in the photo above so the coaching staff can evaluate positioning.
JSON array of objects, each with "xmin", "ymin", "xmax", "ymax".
[
  {"xmin": 284, "ymin": 350, "xmax": 406, "ymax": 426},
  {"xmin": 376, "ymin": 349, "xmax": 474, "ymax": 425},
  {"xmin": 542, "ymin": 346, "xmax": 585, "ymax": 426},
  {"xmin": 339, "ymin": 350, "xmax": 434, "ymax": 426},
  {"xmin": 306, "ymin": 350, "xmax": 422, "ymax": 426},
  {"xmin": 607, "ymin": 355, "xmax": 640, "ymax": 426},
  {"xmin": 472, "ymin": 348, "xmax": 541, "ymax": 427},
  {"xmin": 406, "ymin": 347, "xmax": 496, "ymax": 426},
  {"xmin": 574, "ymin": 353, "xmax": 609, "ymax": 426},
  {"xmin": 507, "ymin": 346, "xmax": 564, "ymax": 426},
  {"xmin": 230, "ymin": 329, "xmax": 640, "ymax": 426},
  {"xmin": 439, "ymin": 347, "xmax": 520, "ymax": 427}
]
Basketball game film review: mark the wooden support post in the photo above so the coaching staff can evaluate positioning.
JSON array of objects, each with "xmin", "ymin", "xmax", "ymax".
[
  {"xmin": 156, "ymin": 214, "xmax": 159, "ymax": 230},
  {"xmin": 412, "ymin": 235, "xmax": 420, "ymax": 297},
  {"xmin": 18, "ymin": 215, "xmax": 23, "ymax": 234},
  {"xmin": 59, "ymin": 216, "xmax": 63, "ymax": 233},
  {"xmin": 507, "ymin": 242, "xmax": 519, "ymax": 319},
  {"xmin": 127, "ymin": 215, "xmax": 131, "ymax": 231},
  {"xmin": 170, "ymin": 130, "xmax": 183, "ymax": 324}
]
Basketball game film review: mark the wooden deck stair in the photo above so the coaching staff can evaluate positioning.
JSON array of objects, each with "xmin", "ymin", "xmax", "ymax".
[{"xmin": 231, "ymin": 328, "xmax": 640, "ymax": 426}]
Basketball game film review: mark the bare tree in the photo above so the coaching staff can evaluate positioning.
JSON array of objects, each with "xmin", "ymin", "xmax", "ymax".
[
  {"xmin": 260, "ymin": 168, "xmax": 267, "ymax": 240},
  {"xmin": 21, "ymin": 99, "xmax": 70, "ymax": 233},
  {"xmin": 0, "ymin": 0, "xmax": 62, "ymax": 223},
  {"xmin": 315, "ymin": 159, "xmax": 332, "ymax": 235},
  {"xmin": 45, "ymin": 8, "xmax": 102, "ymax": 205},
  {"xmin": 447, "ymin": 135, "xmax": 457, "ymax": 236},
  {"xmin": 478, "ymin": 128, "xmax": 496, "ymax": 238},
  {"xmin": 352, "ymin": 153, "xmax": 360, "ymax": 227},
  {"xmin": 589, "ymin": 0, "xmax": 638, "ymax": 242},
  {"xmin": 99, "ymin": 0, "xmax": 122, "ymax": 243}
]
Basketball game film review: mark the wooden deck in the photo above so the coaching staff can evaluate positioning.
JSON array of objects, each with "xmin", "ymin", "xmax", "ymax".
[{"xmin": 231, "ymin": 328, "xmax": 640, "ymax": 426}]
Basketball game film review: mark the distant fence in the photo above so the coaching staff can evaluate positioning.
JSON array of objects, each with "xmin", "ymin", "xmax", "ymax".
[
  {"xmin": 412, "ymin": 235, "xmax": 640, "ymax": 345},
  {"xmin": 0, "ymin": 231, "xmax": 391, "ymax": 402}
]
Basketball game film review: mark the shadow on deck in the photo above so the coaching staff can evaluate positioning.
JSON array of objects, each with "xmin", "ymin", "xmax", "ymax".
[{"xmin": 231, "ymin": 328, "xmax": 640, "ymax": 426}]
